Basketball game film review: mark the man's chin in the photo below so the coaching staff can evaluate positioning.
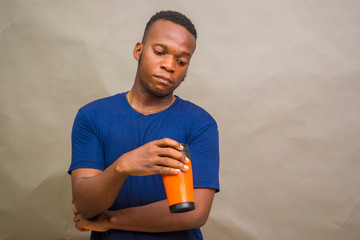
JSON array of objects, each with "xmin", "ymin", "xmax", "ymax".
[
  {"xmin": 152, "ymin": 90, "xmax": 174, "ymax": 98},
  {"xmin": 154, "ymin": 82, "xmax": 184, "ymax": 97},
  {"xmin": 150, "ymin": 86, "xmax": 176, "ymax": 98}
]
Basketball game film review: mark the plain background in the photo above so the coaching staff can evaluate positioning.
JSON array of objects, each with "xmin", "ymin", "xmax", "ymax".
[{"xmin": 1, "ymin": 0, "xmax": 360, "ymax": 239}]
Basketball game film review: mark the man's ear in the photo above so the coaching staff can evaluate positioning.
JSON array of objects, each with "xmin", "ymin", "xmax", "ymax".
[{"xmin": 133, "ymin": 42, "xmax": 143, "ymax": 61}]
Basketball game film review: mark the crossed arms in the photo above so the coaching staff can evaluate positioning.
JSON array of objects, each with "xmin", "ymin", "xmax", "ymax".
[{"xmin": 71, "ymin": 138, "xmax": 215, "ymax": 233}]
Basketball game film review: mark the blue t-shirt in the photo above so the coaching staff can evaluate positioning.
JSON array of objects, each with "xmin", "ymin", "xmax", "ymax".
[{"xmin": 69, "ymin": 92, "xmax": 220, "ymax": 240}]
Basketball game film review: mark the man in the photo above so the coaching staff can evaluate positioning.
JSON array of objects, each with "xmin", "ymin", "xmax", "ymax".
[{"xmin": 69, "ymin": 10, "xmax": 219, "ymax": 239}]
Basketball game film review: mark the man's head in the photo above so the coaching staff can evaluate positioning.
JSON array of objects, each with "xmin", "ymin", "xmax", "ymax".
[
  {"xmin": 132, "ymin": 11, "xmax": 197, "ymax": 98},
  {"xmin": 141, "ymin": 10, "xmax": 197, "ymax": 44}
]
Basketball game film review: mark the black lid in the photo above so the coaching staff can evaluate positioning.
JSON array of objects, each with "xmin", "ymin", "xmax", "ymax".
[{"xmin": 169, "ymin": 202, "xmax": 195, "ymax": 213}]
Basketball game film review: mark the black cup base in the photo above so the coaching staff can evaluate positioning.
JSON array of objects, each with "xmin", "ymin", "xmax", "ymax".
[{"xmin": 169, "ymin": 202, "xmax": 195, "ymax": 213}]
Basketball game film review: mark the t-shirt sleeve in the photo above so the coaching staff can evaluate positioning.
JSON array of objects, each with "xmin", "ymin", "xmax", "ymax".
[
  {"xmin": 189, "ymin": 118, "xmax": 220, "ymax": 192},
  {"xmin": 68, "ymin": 110, "xmax": 105, "ymax": 174}
]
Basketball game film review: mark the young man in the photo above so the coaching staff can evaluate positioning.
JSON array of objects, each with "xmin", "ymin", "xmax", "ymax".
[{"xmin": 69, "ymin": 10, "xmax": 220, "ymax": 239}]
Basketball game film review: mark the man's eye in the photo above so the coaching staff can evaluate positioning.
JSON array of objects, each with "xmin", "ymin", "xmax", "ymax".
[
  {"xmin": 178, "ymin": 60, "xmax": 187, "ymax": 66},
  {"xmin": 154, "ymin": 50, "xmax": 164, "ymax": 55}
]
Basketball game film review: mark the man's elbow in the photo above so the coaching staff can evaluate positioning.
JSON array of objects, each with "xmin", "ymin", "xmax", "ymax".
[
  {"xmin": 189, "ymin": 208, "xmax": 211, "ymax": 229},
  {"xmin": 73, "ymin": 198, "xmax": 102, "ymax": 219},
  {"xmin": 192, "ymin": 218, "xmax": 207, "ymax": 229}
]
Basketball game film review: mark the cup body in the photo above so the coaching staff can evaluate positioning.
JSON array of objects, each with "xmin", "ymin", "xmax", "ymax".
[{"xmin": 162, "ymin": 144, "xmax": 195, "ymax": 213}]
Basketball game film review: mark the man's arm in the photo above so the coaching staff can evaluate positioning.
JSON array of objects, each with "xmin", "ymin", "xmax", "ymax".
[
  {"xmin": 71, "ymin": 138, "xmax": 189, "ymax": 219},
  {"xmin": 73, "ymin": 188, "xmax": 215, "ymax": 232}
]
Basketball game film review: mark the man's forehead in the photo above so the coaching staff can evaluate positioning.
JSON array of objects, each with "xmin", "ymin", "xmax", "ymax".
[{"xmin": 145, "ymin": 20, "xmax": 196, "ymax": 52}]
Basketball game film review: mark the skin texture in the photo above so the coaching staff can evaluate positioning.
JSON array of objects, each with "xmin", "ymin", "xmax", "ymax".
[{"xmin": 71, "ymin": 20, "xmax": 215, "ymax": 233}]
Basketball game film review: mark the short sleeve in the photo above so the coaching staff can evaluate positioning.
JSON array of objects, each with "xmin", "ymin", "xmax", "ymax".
[
  {"xmin": 68, "ymin": 110, "xmax": 105, "ymax": 174},
  {"xmin": 189, "ymin": 119, "xmax": 220, "ymax": 192}
]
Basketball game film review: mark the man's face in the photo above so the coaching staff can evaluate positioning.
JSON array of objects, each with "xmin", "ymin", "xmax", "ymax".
[{"xmin": 134, "ymin": 20, "xmax": 196, "ymax": 97}]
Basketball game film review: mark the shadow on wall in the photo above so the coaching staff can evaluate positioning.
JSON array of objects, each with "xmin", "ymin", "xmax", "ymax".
[{"xmin": 0, "ymin": 2, "xmax": 108, "ymax": 239}]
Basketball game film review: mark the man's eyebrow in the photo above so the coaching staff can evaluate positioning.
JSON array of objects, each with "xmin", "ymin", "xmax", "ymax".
[{"xmin": 154, "ymin": 43, "xmax": 191, "ymax": 57}]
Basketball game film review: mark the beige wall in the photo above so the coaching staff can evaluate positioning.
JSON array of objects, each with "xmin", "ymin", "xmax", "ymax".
[{"xmin": 1, "ymin": 0, "xmax": 360, "ymax": 239}]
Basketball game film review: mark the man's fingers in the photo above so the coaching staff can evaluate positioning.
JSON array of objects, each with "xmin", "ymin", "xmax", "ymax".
[
  {"xmin": 72, "ymin": 200, "xmax": 85, "ymax": 232},
  {"xmin": 155, "ymin": 157, "xmax": 189, "ymax": 172},
  {"xmin": 77, "ymin": 228, "xmax": 89, "ymax": 232},
  {"xmin": 156, "ymin": 138, "xmax": 183, "ymax": 151},
  {"xmin": 155, "ymin": 142, "xmax": 190, "ymax": 166},
  {"xmin": 73, "ymin": 207, "xmax": 79, "ymax": 215},
  {"xmin": 75, "ymin": 222, "xmax": 90, "ymax": 232},
  {"xmin": 158, "ymin": 147, "xmax": 188, "ymax": 162},
  {"xmin": 74, "ymin": 215, "xmax": 90, "ymax": 232},
  {"xmin": 156, "ymin": 165, "xmax": 181, "ymax": 175}
]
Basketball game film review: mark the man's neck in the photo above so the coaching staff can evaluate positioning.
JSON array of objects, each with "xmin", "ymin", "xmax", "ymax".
[{"xmin": 127, "ymin": 88, "xmax": 175, "ymax": 115}]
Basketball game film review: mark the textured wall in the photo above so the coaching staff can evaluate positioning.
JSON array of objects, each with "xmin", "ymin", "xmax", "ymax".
[{"xmin": 1, "ymin": 0, "xmax": 360, "ymax": 239}]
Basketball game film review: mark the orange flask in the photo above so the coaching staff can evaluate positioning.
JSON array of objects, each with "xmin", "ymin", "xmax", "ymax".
[{"xmin": 162, "ymin": 144, "xmax": 195, "ymax": 213}]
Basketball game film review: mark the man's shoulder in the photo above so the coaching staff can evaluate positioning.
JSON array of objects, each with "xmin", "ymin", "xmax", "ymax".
[
  {"xmin": 79, "ymin": 93, "xmax": 124, "ymax": 114},
  {"xmin": 176, "ymin": 97, "xmax": 217, "ymax": 125}
]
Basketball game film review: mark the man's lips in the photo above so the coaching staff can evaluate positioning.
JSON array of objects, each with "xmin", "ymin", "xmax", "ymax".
[{"xmin": 154, "ymin": 75, "xmax": 173, "ymax": 84}]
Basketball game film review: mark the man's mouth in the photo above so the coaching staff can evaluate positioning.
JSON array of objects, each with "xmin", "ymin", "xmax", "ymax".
[{"xmin": 154, "ymin": 75, "xmax": 173, "ymax": 85}]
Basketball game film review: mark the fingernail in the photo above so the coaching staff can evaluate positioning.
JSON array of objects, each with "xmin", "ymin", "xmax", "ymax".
[
  {"xmin": 183, "ymin": 165, "xmax": 189, "ymax": 171},
  {"xmin": 185, "ymin": 157, "xmax": 190, "ymax": 163},
  {"xmin": 179, "ymin": 145, "xmax": 184, "ymax": 150},
  {"xmin": 174, "ymin": 169, "xmax": 180, "ymax": 174}
]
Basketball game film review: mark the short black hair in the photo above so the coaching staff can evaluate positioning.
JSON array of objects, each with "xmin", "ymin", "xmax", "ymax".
[{"xmin": 142, "ymin": 10, "xmax": 197, "ymax": 43}]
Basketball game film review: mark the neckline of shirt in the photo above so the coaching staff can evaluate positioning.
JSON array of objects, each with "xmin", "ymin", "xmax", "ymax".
[{"xmin": 120, "ymin": 92, "xmax": 180, "ymax": 119}]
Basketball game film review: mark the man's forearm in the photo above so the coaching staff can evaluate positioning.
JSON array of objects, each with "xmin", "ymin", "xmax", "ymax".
[
  {"xmin": 103, "ymin": 189, "xmax": 215, "ymax": 232},
  {"xmin": 72, "ymin": 162, "xmax": 128, "ymax": 219}
]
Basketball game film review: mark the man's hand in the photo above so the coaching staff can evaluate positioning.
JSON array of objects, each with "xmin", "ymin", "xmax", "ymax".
[
  {"xmin": 115, "ymin": 138, "xmax": 190, "ymax": 176},
  {"xmin": 72, "ymin": 202, "xmax": 109, "ymax": 232}
]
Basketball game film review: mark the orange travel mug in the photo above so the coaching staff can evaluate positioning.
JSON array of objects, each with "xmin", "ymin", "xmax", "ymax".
[{"xmin": 162, "ymin": 144, "xmax": 195, "ymax": 213}]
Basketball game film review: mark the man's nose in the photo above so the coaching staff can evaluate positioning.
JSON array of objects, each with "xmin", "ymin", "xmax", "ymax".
[{"xmin": 160, "ymin": 56, "xmax": 175, "ymax": 73}]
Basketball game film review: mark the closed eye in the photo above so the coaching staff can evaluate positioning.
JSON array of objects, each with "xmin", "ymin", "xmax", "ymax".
[
  {"xmin": 154, "ymin": 49, "xmax": 164, "ymax": 56},
  {"xmin": 178, "ymin": 60, "xmax": 187, "ymax": 66}
]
